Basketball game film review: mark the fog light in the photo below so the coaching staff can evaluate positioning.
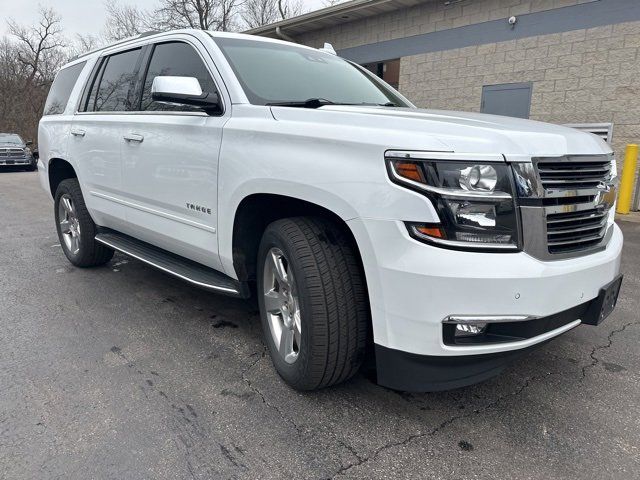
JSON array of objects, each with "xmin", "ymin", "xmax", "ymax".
[{"xmin": 455, "ymin": 323, "xmax": 487, "ymax": 337}]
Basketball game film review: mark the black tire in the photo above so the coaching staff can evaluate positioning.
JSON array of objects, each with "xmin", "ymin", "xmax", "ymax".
[
  {"xmin": 257, "ymin": 216, "xmax": 369, "ymax": 390},
  {"xmin": 54, "ymin": 178, "xmax": 114, "ymax": 267}
]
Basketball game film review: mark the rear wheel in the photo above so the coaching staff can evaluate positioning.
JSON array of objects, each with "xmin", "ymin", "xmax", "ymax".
[
  {"xmin": 257, "ymin": 217, "xmax": 368, "ymax": 390},
  {"xmin": 54, "ymin": 178, "xmax": 114, "ymax": 267}
]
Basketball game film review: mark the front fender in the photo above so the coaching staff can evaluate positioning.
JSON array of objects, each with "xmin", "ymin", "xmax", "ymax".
[
  {"xmin": 217, "ymin": 111, "xmax": 438, "ymax": 277},
  {"xmin": 217, "ymin": 178, "xmax": 363, "ymax": 277}
]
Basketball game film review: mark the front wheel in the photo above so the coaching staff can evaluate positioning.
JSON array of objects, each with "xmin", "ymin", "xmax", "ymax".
[{"xmin": 257, "ymin": 217, "xmax": 369, "ymax": 391}]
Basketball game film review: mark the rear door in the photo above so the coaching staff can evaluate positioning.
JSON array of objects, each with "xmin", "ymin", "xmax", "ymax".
[
  {"xmin": 118, "ymin": 37, "xmax": 228, "ymax": 270},
  {"xmin": 68, "ymin": 47, "xmax": 144, "ymax": 230}
]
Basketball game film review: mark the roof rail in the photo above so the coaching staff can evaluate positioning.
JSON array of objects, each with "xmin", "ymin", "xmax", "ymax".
[{"xmin": 68, "ymin": 30, "xmax": 164, "ymax": 63}]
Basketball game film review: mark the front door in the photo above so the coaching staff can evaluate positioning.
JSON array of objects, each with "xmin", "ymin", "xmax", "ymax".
[
  {"xmin": 69, "ymin": 47, "xmax": 144, "ymax": 231},
  {"xmin": 118, "ymin": 39, "xmax": 228, "ymax": 271}
]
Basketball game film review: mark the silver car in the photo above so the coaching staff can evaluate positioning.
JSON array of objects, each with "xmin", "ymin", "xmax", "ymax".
[{"xmin": 0, "ymin": 133, "xmax": 36, "ymax": 171}]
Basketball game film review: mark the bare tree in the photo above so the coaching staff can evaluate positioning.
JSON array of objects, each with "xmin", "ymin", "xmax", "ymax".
[
  {"xmin": 69, "ymin": 33, "xmax": 103, "ymax": 58},
  {"xmin": 242, "ymin": 0, "xmax": 303, "ymax": 28},
  {"xmin": 2, "ymin": 7, "xmax": 68, "ymax": 144},
  {"xmin": 242, "ymin": 0, "xmax": 280, "ymax": 28},
  {"xmin": 154, "ymin": 0, "xmax": 241, "ymax": 31},
  {"xmin": 277, "ymin": 0, "xmax": 302, "ymax": 19},
  {"xmin": 7, "ymin": 7, "xmax": 65, "ymax": 86},
  {"xmin": 104, "ymin": 2, "xmax": 155, "ymax": 41}
]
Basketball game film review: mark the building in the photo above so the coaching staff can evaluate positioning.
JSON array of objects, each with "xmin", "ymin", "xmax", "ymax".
[{"xmin": 247, "ymin": 0, "xmax": 640, "ymax": 171}]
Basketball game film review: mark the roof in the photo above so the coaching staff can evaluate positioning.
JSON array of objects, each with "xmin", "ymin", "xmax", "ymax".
[
  {"xmin": 67, "ymin": 29, "xmax": 305, "ymax": 66},
  {"xmin": 244, "ymin": 0, "xmax": 429, "ymax": 38}
]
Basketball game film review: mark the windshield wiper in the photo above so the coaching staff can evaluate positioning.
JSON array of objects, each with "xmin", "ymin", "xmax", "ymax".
[
  {"xmin": 266, "ymin": 98, "xmax": 336, "ymax": 109},
  {"xmin": 266, "ymin": 99, "xmax": 403, "ymax": 109}
]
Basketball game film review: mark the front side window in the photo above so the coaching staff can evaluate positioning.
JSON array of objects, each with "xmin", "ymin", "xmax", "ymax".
[
  {"xmin": 213, "ymin": 37, "xmax": 408, "ymax": 108},
  {"xmin": 89, "ymin": 48, "xmax": 142, "ymax": 112},
  {"xmin": 141, "ymin": 42, "xmax": 218, "ymax": 112},
  {"xmin": 43, "ymin": 61, "xmax": 86, "ymax": 115}
]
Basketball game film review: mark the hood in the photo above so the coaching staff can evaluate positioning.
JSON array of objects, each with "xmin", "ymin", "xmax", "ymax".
[
  {"xmin": 270, "ymin": 105, "xmax": 611, "ymax": 159},
  {"xmin": 0, "ymin": 142, "xmax": 24, "ymax": 148}
]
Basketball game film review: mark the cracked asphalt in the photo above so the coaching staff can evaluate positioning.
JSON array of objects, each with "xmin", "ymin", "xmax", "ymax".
[{"xmin": 1, "ymin": 170, "xmax": 639, "ymax": 480}]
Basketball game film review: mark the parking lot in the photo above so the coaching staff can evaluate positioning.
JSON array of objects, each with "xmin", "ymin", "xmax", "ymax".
[{"xmin": 0, "ymin": 170, "xmax": 638, "ymax": 480}]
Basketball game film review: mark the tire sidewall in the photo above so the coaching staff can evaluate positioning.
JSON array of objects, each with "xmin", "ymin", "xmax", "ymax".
[{"xmin": 257, "ymin": 226, "xmax": 314, "ymax": 388}]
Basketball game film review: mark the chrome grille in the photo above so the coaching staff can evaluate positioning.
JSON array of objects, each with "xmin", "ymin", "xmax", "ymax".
[
  {"xmin": 515, "ymin": 154, "xmax": 615, "ymax": 260},
  {"xmin": 0, "ymin": 148, "xmax": 25, "ymax": 157},
  {"xmin": 546, "ymin": 208, "xmax": 608, "ymax": 254},
  {"xmin": 537, "ymin": 157, "xmax": 612, "ymax": 189}
]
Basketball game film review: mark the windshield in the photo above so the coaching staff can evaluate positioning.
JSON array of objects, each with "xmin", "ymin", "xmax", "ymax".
[
  {"xmin": 213, "ymin": 37, "xmax": 409, "ymax": 107},
  {"xmin": 0, "ymin": 134, "xmax": 23, "ymax": 145}
]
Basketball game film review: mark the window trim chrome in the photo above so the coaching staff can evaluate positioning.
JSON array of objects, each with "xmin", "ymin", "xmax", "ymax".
[{"xmin": 75, "ymin": 36, "xmax": 227, "ymax": 117}]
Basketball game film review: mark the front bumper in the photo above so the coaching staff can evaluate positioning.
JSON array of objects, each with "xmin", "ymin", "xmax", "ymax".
[
  {"xmin": 348, "ymin": 217, "xmax": 623, "ymax": 356},
  {"xmin": 0, "ymin": 157, "xmax": 33, "ymax": 166},
  {"xmin": 375, "ymin": 280, "xmax": 621, "ymax": 391}
]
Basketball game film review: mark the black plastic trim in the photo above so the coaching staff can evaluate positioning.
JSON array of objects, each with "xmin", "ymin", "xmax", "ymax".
[{"xmin": 375, "ymin": 342, "xmax": 547, "ymax": 392}]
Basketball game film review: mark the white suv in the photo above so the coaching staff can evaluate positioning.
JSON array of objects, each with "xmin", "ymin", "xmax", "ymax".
[{"xmin": 39, "ymin": 30, "xmax": 623, "ymax": 392}]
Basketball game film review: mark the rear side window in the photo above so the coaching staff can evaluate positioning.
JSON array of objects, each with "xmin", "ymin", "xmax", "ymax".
[
  {"xmin": 86, "ymin": 48, "xmax": 142, "ymax": 112},
  {"xmin": 43, "ymin": 62, "xmax": 86, "ymax": 115},
  {"xmin": 140, "ymin": 42, "xmax": 218, "ymax": 112}
]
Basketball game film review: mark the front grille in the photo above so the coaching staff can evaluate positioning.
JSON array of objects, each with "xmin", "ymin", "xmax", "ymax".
[
  {"xmin": 546, "ymin": 208, "xmax": 608, "ymax": 254},
  {"xmin": 0, "ymin": 148, "xmax": 25, "ymax": 158},
  {"xmin": 537, "ymin": 157, "xmax": 612, "ymax": 189}
]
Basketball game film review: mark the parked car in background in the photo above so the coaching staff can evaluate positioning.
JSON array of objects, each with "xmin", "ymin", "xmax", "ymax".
[
  {"xmin": 38, "ymin": 30, "xmax": 623, "ymax": 392},
  {"xmin": 0, "ymin": 133, "xmax": 36, "ymax": 171}
]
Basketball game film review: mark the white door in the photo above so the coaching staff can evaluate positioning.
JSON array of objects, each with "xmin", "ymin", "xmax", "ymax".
[
  {"xmin": 68, "ymin": 47, "xmax": 144, "ymax": 231},
  {"xmin": 118, "ymin": 40, "xmax": 228, "ymax": 271}
]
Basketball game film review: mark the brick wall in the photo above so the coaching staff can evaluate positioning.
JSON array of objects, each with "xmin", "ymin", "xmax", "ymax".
[
  {"xmin": 296, "ymin": 0, "xmax": 594, "ymax": 51},
  {"xmin": 399, "ymin": 21, "xmax": 640, "ymax": 162}
]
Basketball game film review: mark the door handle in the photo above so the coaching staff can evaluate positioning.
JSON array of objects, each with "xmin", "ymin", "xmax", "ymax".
[
  {"xmin": 123, "ymin": 133, "xmax": 144, "ymax": 143},
  {"xmin": 70, "ymin": 128, "xmax": 86, "ymax": 137}
]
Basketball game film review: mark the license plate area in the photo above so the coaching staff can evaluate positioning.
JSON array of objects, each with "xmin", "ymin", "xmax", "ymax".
[{"xmin": 582, "ymin": 275, "xmax": 623, "ymax": 325}]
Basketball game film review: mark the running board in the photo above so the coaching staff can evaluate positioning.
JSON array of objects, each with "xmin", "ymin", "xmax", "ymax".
[{"xmin": 95, "ymin": 232, "xmax": 249, "ymax": 298}]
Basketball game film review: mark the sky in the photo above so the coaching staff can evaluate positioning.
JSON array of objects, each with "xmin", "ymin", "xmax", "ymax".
[{"xmin": 0, "ymin": 0, "xmax": 328, "ymax": 38}]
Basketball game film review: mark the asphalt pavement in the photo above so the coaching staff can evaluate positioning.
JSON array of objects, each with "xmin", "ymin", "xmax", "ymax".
[{"xmin": 1, "ymin": 170, "xmax": 639, "ymax": 480}]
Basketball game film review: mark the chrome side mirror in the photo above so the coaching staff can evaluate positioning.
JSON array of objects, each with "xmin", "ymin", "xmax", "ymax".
[{"xmin": 151, "ymin": 76, "xmax": 220, "ymax": 114}]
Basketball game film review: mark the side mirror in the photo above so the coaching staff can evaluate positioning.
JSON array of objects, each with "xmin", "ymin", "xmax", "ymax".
[
  {"xmin": 26, "ymin": 140, "xmax": 33, "ymax": 146},
  {"xmin": 151, "ymin": 76, "xmax": 220, "ymax": 114}
]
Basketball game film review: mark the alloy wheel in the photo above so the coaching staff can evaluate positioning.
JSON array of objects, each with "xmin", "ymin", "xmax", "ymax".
[
  {"xmin": 263, "ymin": 247, "xmax": 302, "ymax": 364},
  {"xmin": 58, "ymin": 194, "xmax": 81, "ymax": 255}
]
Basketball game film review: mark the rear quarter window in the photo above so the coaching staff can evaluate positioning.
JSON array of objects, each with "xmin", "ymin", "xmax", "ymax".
[{"xmin": 43, "ymin": 61, "xmax": 86, "ymax": 116}]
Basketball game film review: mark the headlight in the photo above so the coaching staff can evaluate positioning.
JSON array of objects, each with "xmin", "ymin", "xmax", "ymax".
[{"xmin": 387, "ymin": 156, "xmax": 519, "ymax": 251}]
